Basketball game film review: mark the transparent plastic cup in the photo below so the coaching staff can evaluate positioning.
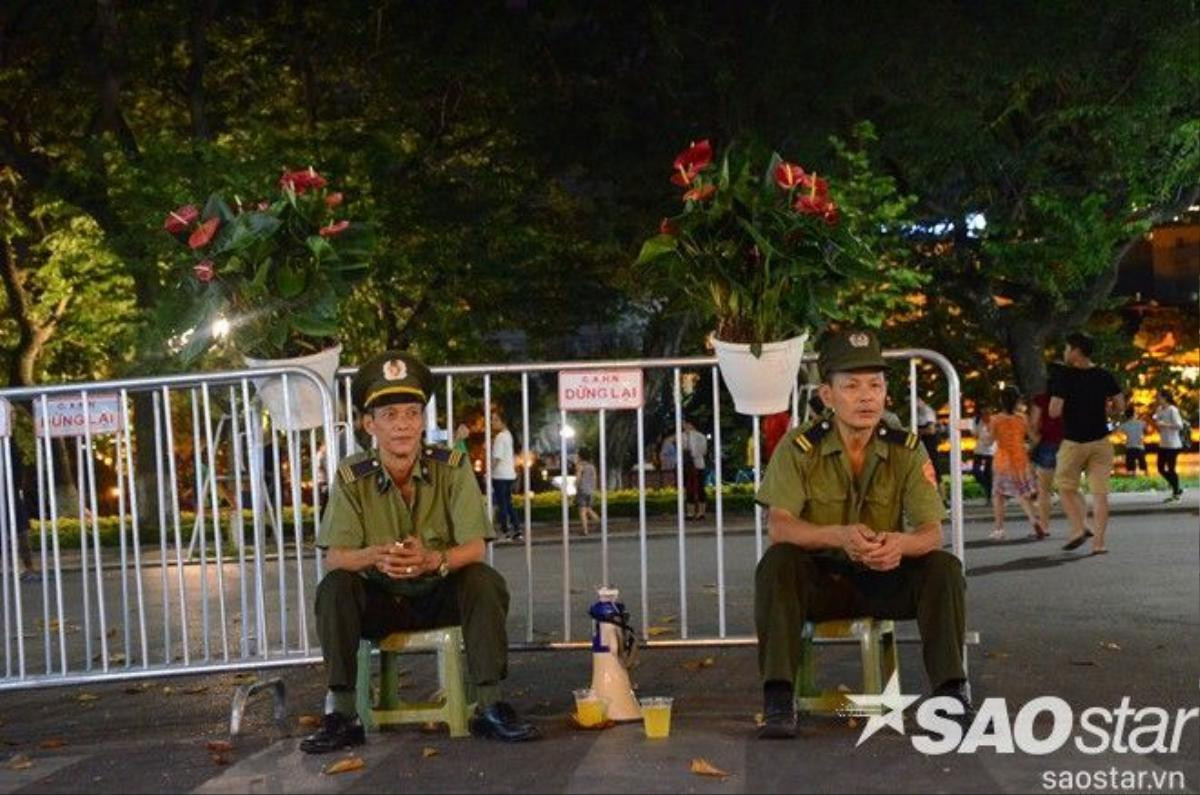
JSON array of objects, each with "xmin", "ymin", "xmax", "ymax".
[
  {"xmin": 639, "ymin": 696, "xmax": 673, "ymax": 738},
  {"xmin": 573, "ymin": 688, "xmax": 608, "ymax": 727}
]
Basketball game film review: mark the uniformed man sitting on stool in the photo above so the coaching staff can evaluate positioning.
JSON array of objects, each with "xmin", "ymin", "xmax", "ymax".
[
  {"xmin": 301, "ymin": 350, "xmax": 540, "ymax": 753},
  {"xmin": 754, "ymin": 330, "xmax": 972, "ymax": 739}
]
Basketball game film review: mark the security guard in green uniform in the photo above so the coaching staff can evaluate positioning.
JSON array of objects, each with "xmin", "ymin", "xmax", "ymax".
[
  {"xmin": 754, "ymin": 330, "xmax": 971, "ymax": 739},
  {"xmin": 300, "ymin": 350, "xmax": 540, "ymax": 754}
]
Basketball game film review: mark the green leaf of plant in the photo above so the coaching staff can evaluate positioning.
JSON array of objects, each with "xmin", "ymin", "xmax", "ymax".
[
  {"xmin": 276, "ymin": 264, "xmax": 304, "ymax": 298},
  {"xmin": 635, "ymin": 234, "xmax": 679, "ymax": 265}
]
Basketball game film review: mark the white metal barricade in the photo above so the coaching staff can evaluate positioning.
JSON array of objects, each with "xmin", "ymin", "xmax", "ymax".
[{"xmin": 0, "ymin": 349, "xmax": 969, "ymax": 703}]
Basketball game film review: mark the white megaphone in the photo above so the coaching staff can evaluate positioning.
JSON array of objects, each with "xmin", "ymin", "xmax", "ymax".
[{"xmin": 588, "ymin": 586, "xmax": 641, "ymax": 721}]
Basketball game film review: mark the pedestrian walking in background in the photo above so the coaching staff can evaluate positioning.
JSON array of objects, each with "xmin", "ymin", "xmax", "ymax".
[
  {"xmin": 1118, "ymin": 406, "xmax": 1148, "ymax": 475},
  {"xmin": 1153, "ymin": 389, "xmax": 1186, "ymax": 503},
  {"xmin": 971, "ymin": 406, "xmax": 995, "ymax": 503},
  {"xmin": 573, "ymin": 448, "xmax": 600, "ymax": 535},
  {"xmin": 989, "ymin": 387, "xmax": 1043, "ymax": 541},
  {"xmin": 1050, "ymin": 333, "xmax": 1123, "ymax": 554}
]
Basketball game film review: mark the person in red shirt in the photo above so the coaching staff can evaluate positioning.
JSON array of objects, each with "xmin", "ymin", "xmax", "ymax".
[{"xmin": 1027, "ymin": 363, "xmax": 1066, "ymax": 538}]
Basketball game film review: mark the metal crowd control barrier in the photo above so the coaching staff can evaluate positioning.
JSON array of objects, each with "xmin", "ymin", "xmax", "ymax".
[
  {"xmin": 0, "ymin": 366, "xmax": 337, "ymax": 693},
  {"xmin": 336, "ymin": 348, "xmax": 968, "ymax": 651},
  {"xmin": 0, "ymin": 348, "xmax": 971, "ymax": 712}
]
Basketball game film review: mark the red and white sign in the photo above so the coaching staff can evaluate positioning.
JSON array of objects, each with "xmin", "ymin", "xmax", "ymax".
[
  {"xmin": 0, "ymin": 399, "xmax": 10, "ymax": 437},
  {"xmin": 558, "ymin": 369, "xmax": 644, "ymax": 411},
  {"xmin": 34, "ymin": 394, "xmax": 124, "ymax": 438}
]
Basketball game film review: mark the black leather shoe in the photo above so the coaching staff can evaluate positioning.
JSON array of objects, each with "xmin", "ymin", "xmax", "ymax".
[
  {"xmin": 931, "ymin": 680, "xmax": 976, "ymax": 732},
  {"xmin": 758, "ymin": 688, "xmax": 797, "ymax": 739},
  {"xmin": 469, "ymin": 702, "xmax": 541, "ymax": 742},
  {"xmin": 299, "ymin": 712, "xmax": 365, "ymax": 754}
]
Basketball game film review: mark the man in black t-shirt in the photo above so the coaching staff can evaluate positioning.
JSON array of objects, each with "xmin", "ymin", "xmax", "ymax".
[{"xmin": 1048, "ymin": 333, "xmax": 1124, "ymax": 554}]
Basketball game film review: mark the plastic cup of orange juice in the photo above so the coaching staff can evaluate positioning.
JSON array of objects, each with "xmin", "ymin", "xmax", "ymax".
[
  {"xmin": 639, "ymin": 696, "xmax": 673, "ymax": 738},
  {"xmin": 573, "ymin": 688, "xmax": 607, "ymax": 727}
]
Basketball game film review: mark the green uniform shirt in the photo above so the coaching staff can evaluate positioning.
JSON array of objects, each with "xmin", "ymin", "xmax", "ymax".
[
  {"xmin": 317, "ymin": 447, "xmax": 495, "ymax": 596},
  {"xmin": 756, "ymin": 421, "xmax": 945, "ymax": 562}
]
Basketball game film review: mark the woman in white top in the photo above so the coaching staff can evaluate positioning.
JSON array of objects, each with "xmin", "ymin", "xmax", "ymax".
[
  {"xmin": 971, "ymin": 407, "xmax": 996, "ymax": 503},
  {"xmin": 1153, "ymin": 389, "xmax": 1185, "ymax": 502}
]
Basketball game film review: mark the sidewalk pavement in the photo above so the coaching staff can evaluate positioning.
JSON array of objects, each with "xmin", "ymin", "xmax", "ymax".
[{"xmin": 0, "ymin": 497, "xmax": 1195, "ymax": 794}]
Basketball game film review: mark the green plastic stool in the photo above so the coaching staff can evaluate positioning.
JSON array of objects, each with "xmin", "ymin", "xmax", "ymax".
[
  {"xmin": 794, "ymin": 618, "xmax": 899, "ymax": 716},
  {"xmin": 355, "ymin": 626, "xmax": 475, "ymax": 737}
]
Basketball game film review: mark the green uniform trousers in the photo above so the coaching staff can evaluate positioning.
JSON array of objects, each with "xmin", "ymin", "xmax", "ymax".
[
  {"xmin": 316, "ymin": 563, "xmax": 510, "ymax": 691},
  {"xmin": 755, "ymin": 545, "xmax": 966, "ymax": 690}
]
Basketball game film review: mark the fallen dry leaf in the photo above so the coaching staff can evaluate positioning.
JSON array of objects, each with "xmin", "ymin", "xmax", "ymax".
[
  {"xmin": 984, "ymin": 650, "xmax": 1011, "ymax": 660},
  {"xmin": 419, "ymin": 722, "xmax": 441, "ymax": 734},
  {"xmin": 206, "ymin": 740, "xmax": 233, "ymax": 754},
  {"xmin": 1100, "ymin": 641, "xmax": 1122, "ymax": 651},
  {"xmin": 690, "ymin": 758, "xmax": 731, "ymax": 779},
  {"xmin": 230, "ymin": 673, "xmax": 257, "ymax": 684},
  {"xmin": 76, "ymin": 692, "xmax": 99, "ymax": 703},
  {"xmin": 5, "ymin": 754, "xmax": 33, "ymax": 771},
  {"xmin": 323, "ymin": 756, "xmax": 365, "ymax": 775},
  {"xmin": 681, "ymin": 657, "xmax": 715, "ymax": 672},
  {"xmin": 162, "ymin": 686, "xmax": 175, "ymax": 695},
  {"xmin": 646, "ymin": 626, "xmax": 672, "ymax": 637},
  {"xmin": 421, "ymin": 747, "xmax": 439, "ymax": 758},
  {"xmin": 847, "ymin": 718, "xmax": 859, "ymax": 729},
  {"xmin": 753, "ymin": 712, "xmax": 765, "ymax": 728},
  {"xmin": 297, "ymin": 715, "xmax": 322, "ymax": 729},
  {"xmin": 658, "ymin": 614, "xmax": 679, "ymax": 624},
  {"xmin": 38, "ymin": 738, "xmax": 66, "ymax": 750},
  {"xmin": 123, "ymin": 683, "xmax": 151, "ymax": 695},
  {"xmin": 183, "ymin": 685, "xmax": 209, "ymax": 695}
]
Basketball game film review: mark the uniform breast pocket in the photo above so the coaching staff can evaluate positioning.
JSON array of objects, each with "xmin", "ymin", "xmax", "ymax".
[
  {"xmin": 863, "ymin": 478, "xmax": 900, "ymax": 530},
  {"xmin": 807, "ymin": 489, "xmax": 850, "ymax": 526}
]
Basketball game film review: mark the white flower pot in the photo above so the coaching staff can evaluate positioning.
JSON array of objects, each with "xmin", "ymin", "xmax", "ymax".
[
  {"xmin": 713, "ymin": 333, "xmax": 808, "ymax": 415},
  {"xmin": 243, "ymin": 344, "xmax": 342, "ymax": 431}
]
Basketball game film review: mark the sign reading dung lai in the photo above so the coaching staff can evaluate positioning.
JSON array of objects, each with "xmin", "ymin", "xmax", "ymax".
[
  {"xmin": 34, "ymin": 394, "xmax": 124, "ymax": 438},
  {"xmin": 558, "ymin": 370, "xmax": 644, "ymax": 411}
]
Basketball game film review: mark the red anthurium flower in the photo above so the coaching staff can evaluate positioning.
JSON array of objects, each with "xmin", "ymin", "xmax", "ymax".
[
  {"xmin": 194, "ymin": 259, "xmax": 216, "ymax": 283},
  {"xmin": 188, "ymin": 217, "xmax": 220, "ymax": 249},
  {"xmin": 659, "ymin": 217, "xmax": 680, "ymax": 236},
  {"xmin": 798, "ymin": 171, "xmax": 829, "ymax": 199},
  {"xmin": 279, "ymin": 167, "xmax": 328, "ymax": 195},
  {"xmin": 671, "ymin": 139, "xmax": 713, "ymax": 186},
  {"xmin": 163, "ymin": 204, "xmax": 199, "ymax": 234},
  {"xmin": 319, "ymin": 220, "xmax": 350, "ymax": 237},
  {"xmin": 821, "ymin": 202, "xmax": 840, "ymax": 227},
  {"xmin": 774, "ymin": 162, "xmax": 806, "ymax": 191},
  {"xmin": 324, "ymin": 192, "xmax": 344, "ymax": 208},
  {"xmin": 794, "ymin": 194, "xmax": 829, "ymax": 216},
  {"xmin": 683, "ymin": 184, "xmax": 717, "ymax": 202}
]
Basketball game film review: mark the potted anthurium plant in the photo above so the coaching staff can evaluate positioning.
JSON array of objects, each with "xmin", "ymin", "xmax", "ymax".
[
  {"xmin": 161, "ymin": 167, "xmax": 374, "ymax": 429},
  {"xmin": 637, "ymin": 138, "xmax": 883, "ymax": 414}
]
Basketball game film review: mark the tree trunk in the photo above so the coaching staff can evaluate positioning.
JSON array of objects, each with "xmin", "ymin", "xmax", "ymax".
[{"xmin": 186, "ymin": 0, "xmax": 215, "ymax": 141}]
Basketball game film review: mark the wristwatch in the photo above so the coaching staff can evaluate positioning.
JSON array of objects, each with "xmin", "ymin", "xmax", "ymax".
[{"xmin": 436, "ymin": 550, "xmax": 451, "ymax": 578}]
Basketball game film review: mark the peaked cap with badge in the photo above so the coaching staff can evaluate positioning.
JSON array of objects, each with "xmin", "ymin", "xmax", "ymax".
[
  {"xmin": 351, "ymin": 350, "xmax": 435, "ymax": 411},
  {"xmin": 817, "ymin": 329, "xmax": 888, "ymax": 381}
]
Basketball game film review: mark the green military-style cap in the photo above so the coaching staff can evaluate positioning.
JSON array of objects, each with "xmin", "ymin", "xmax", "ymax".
[
  {"xmin": 818, "ymin": 329, "xmax": 888, "ymax": 380},
  {"xmin": 352, "ymin": 350, "xmax": 435, "ymax": 411}
]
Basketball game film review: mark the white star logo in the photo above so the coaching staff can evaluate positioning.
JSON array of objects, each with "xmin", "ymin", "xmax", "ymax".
[{"xmin": 846, "ymin": 672, "xmax": 921, "ymax": 746}]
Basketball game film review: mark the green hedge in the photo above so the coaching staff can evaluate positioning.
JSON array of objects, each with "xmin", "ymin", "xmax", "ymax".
[{"xmin": 30, "ymin": 475, "xmax": 1189, "ymax": 548}]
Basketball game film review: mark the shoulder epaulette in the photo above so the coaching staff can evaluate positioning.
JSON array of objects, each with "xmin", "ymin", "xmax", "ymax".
[
  {"xmin": 423, "ymin": 446, "xmax": 465, "ymax": 468},
  {"xmin": 878, "ymin": 425, "xmax": 919, "ymax": 450},
  {"xmin": 793, "ymin": 419, "xmax": 831, "ymax": 454},
  {"xmin": 338, "ymin": 452, "xmax": 381, "ymax": 483}
]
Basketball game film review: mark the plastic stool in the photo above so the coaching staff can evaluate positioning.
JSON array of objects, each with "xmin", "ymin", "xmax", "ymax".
[
  {"xmin": 355, "ymin": 626, "xmax": 474, "ymax": 737},
  {"xmin": 794, "ymin": 618, "xmax": 899, "ymax": 716}
]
